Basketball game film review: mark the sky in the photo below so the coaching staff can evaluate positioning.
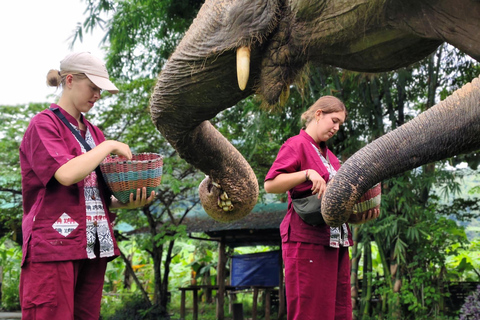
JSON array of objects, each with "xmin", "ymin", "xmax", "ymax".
[{"xmin": 0, "ymin": 0, "xmax": 107, "ymax": 106}]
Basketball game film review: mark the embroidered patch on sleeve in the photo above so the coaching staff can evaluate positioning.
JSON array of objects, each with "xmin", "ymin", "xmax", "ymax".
[{"xmin": 52, "ymin": 213, "xmax": 79, "ymax": 237}]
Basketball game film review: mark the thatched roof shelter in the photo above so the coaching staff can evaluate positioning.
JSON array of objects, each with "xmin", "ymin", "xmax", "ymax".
[
  {"xmin": 182, "ymin": 202, "xmax": 287, "ymax": 247},
  {"xmin": 180, "ymin": 202, "xmax": 288, "ymax": 319}
]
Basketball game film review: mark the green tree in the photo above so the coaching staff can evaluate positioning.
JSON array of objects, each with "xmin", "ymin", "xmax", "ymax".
[
  {"xmin": 89, "ymin": 77, "xmax": 205, "ymax": 316},
  {"xmin": 0, "ymin": 103, "xmax": 48, "ymax": 243}
]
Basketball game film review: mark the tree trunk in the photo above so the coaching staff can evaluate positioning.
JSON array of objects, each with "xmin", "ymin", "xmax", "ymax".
[
  {"xmin": 360, "ymin": 240, "xmax": 372, "ymax": 319},
  {"xmin": 350, "ymin": 226, "xmax": 361, "ymax": 319},
  {"xmin": 152, "ymin": 242, "xmax": 163, "ymax": 306},
  {"xmin": 119, "ymin": 249, "xmax": 151, "ymax": 307},
  {"xmin": 373, "ymin": 233, "xmax": 391, "ymax": 317},
  {"xmin": 160, "ymin": 240, "xmax": 176, "ymax": 311},
  {"xmin": 123, "ymin": 253, "xmax": 133, "ymax": 290},
  {"xmin": 391, "ymin": 252, "xmax": 402, "ymax": 318}
]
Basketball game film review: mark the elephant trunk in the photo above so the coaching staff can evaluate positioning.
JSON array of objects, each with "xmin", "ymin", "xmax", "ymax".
[
  {"xmin": 184, "ymin": 121, "xmax": 259, "ymax": 222},
  {"xmin": 321, "ymin": 76, "xmax": 480, "ymax": 227},
  {"xmin": 150, "ymin": 52, "xmax": 259, "ymax": 221},
  {"xmin": 149, "ymin": 0, "xmax": 283, "ymax": 221}
]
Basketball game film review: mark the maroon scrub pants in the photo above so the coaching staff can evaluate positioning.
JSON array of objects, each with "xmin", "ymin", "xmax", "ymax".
[
  {"xmin": 282, "ymin": 242, "xmax": 352, "ymax": 320},
  {"xmin": 19, "ymin": 258, "xmax": 108, "ymax": 320}
]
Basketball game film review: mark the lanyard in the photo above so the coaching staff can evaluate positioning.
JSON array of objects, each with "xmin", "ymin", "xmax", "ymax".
[
  {"xmin": 49, "ymin": 107, "xmax": 92, "ymax": 151},
  {"xmin": 49, "ymin": 108, "xmax": 108, "ymax": 192}
]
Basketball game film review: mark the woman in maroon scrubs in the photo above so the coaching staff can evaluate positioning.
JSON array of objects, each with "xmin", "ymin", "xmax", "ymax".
[
  {"xmin": 19, "ymin": 52, "xmax": 155, "ymax": 319},
  {"xmin": 264, "ymin": 96, "xmax": 379, "ymax": 320}
]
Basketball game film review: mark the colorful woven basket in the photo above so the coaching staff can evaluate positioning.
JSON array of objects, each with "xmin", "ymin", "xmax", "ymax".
[{"xmin": 99, "ymin": 153, "xmax": 163, "ymax": 203}]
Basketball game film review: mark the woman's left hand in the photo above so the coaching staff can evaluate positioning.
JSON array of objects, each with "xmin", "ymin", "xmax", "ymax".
[
  {"xmin": 307, "ymin": 170, "xmax": 327, "ymax": 198},
  {"xmin": 347, "ymin": 208, "xmax": 380, "ymax": 224},
  {"xmin": 110, "ymin": 187, "xmax": 156, "ymax": 210}
]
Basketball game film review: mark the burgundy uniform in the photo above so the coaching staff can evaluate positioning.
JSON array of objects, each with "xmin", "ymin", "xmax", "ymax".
[{"xmin": 265, "ymin": 129, "xmax": 352, "ymax": 320}]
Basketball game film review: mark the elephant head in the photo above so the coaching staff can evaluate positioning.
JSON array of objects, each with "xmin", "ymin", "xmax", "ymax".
[{"xmin": 150, "ymin": 0, "xmax": 480, "ymax": 221}]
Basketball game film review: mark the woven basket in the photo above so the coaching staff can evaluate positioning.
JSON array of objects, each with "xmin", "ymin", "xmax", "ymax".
[
  {"xmin": 352, "ymin": 183, "xmax": 382, "ymax": 215},
  {"xmin": 99, "ymin": 153, "xmax": 163, "ymax": 203}
]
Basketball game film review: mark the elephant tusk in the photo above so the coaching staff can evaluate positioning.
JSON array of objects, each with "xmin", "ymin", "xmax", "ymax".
[
  {"xmin": 279, "ymin": 86, "xmax": 290, "ymax": 106},
  {"xmin": 236, "ymin": 46, "xmax": 250, "ymax": 91}
]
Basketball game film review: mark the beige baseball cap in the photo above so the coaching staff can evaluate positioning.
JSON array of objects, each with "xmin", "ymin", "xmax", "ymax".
[{"xmin": 60, "ymin": 52, "xmax": 119, "ymax": 94}]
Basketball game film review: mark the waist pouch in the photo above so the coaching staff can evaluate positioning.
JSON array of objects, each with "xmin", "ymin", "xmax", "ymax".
[{"xmin": 292, "ymin": 195, "xmax": 325, "ymax": 226}]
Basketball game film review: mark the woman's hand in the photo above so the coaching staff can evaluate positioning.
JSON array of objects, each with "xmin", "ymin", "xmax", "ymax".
[
  {"xmin": 104, "ymin": 140, "xmax": 133, "ymax": 160},
  {"xmin": 110, "ymin": 187, "xmax": 156, "ymax": 210},
  {"xmin": 347, "ymin": 208, "xmax": 380, "ymax": 224},
  {"xmin": 307, "ymin": 170, "xmax": 327, "ymax": 198}
]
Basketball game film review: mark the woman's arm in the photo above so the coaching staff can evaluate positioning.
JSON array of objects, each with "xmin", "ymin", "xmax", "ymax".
[
  {"xmin": 264, "ymin": 169, "xmax": 327, "ymax": 197},
  {"xmin": 264, "ymin": 171, "xmax": 309, "ymax": 194},
  {"xmin": 54, "ymin": 140, "xmax": 132, "ymax": 186},
  {"xmin": 54, "ymin": 140, "xmax": 157, "ymax": 209}
]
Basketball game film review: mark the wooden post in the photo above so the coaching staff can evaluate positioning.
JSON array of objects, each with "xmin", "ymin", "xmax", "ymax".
[
  {"xmin": 252, "ymin": 287, "xmax": 258, "ymax": 320},
  {"xmin": 278, "ymin": 245, "xmax": 286, "ymax": 319},
  {"xmin": 265, "ymin": 288, "xmax": 271, "ymax": 320},
  {"xmin": 193, "ymin": 288, "xmax": 198, "ymax": 320},
  {"xmin": 180, "ymin": 289, "xmax": 186, "ymax": 320},
  {"xmin": 205, "ymin": 270, "xmax": 213, "ymax": 303},
  {"xmin": 216, "ymin": 239, "xmax": 226, "ymax": 320},
  {"xmin": 232, "ymin": 303, "xmax": 244, "ymax": 320}
]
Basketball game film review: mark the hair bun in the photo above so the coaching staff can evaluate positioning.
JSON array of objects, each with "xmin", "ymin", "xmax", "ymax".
[{"xmin": 46, "ymin": 69, "xmax": 62, "ymax": 87}]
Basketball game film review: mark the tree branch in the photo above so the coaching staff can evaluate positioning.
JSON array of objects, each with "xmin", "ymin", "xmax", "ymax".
[{"xmin": 119, "ymin": 248, "xmax": 152, "ymax": 307}]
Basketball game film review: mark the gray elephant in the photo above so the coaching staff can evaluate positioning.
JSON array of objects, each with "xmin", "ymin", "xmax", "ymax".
[{"xmin": 150, "ymin": 0, "xmax": 480, "ymax": 222}]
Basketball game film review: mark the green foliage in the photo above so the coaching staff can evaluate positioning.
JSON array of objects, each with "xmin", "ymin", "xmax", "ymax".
[
  {"xmin": 74, "ymin": 0, "xmax": 203, "ymax": 79},
  {"xmin": 0, "ymin": 238, "xmax": 21, "ymax": 311},
  {"xmin": 0, "ymin": 103, "xmax": 48, "ymax": 242},
  {"xmin": 102, "ymin": 294, "xmax": 166, "ymax": 320},
  {"xmin": 153, "ymin": 224, "xmax": 187, "ymax": 246},
  {"xmin": 446, "ymin": 239, "xmax": 480, "ymax": 281}
]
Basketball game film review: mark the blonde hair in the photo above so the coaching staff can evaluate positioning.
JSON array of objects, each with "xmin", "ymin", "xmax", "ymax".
[
  {"xmin": 301, "ymin": 95, "xmax": 347, "ymax": 128},
  {"xmin": 46, "ymin": 69, "xmax": 87, "ymax": 88}
]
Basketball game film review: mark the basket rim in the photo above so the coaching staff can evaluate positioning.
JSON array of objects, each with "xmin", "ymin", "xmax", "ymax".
[{"xmin": 100, "ymin": 153, "xmax": 163, "ymax": 166}]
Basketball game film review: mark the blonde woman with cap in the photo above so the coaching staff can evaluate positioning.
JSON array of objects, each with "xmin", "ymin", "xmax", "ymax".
[
  {"xmin": 19, "ymin": 52, "xmax": 156, "ymax": 319},
  {"xmin": 264, "ymin": 96, "xmax": 379, "ymax": 320}
]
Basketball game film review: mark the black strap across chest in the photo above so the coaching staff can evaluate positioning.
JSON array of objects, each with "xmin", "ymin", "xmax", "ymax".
[
  {"xmin": 49, "ymin": 107, "xmax": 92, "ymax": 151},
  {"xmin": 49, "ymin": 108, "xmax": 110, "ymax": 200}
]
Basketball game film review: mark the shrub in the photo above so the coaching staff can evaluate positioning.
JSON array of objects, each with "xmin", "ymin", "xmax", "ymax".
[
  {"xmin": 101, "ymin": 295, "xmax": 167, "ymax": 320},
  {"xmin": 0, "ymin": 239, "xmax": 21, "ymax": 311},
  {"xmin": 459, "ymin": 285, "xmax": 480, "ymax": 320}
]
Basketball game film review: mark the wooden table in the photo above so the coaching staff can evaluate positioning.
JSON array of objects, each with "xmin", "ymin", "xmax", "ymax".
[
  {"xmin": 178, "ymin": 285, "xmax": 278, "ymax": 320},
  {"xmin": 179, "ymin": 285, "xmax": 231, "ymax": 320}
]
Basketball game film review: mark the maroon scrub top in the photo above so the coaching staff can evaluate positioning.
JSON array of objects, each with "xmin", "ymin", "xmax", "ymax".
[
  {"xmin": 19, "ymin": 104, "xmax": 119, "ymax": 266},
  {"xmin": 265, "ymin": 129, "xmax": 353, "ymax": 246}
]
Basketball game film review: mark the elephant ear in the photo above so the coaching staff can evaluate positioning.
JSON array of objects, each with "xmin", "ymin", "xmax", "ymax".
[{"xmin": 177, "ymin": 0, "xmax": 279, "ymax": 56}]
